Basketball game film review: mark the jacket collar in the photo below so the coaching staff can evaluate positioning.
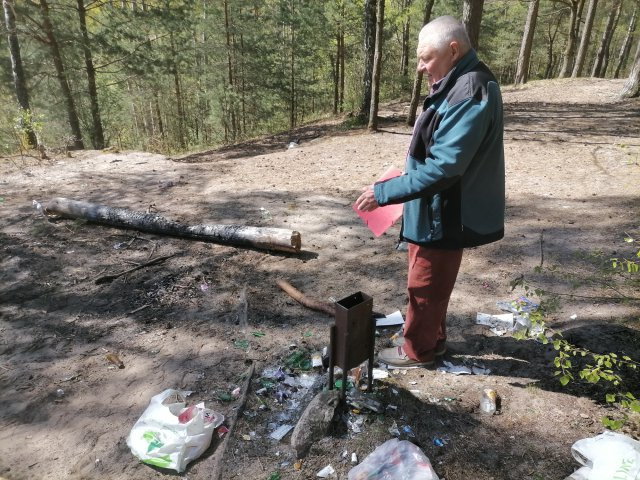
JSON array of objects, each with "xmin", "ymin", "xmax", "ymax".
[{"xmin": 426, "ymin": 49, "xmax": 479, "ymax": 101}]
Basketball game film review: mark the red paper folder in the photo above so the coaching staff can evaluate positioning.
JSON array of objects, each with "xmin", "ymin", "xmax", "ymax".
[{"xmin": 353, "ymin": 167, "xmax": 403, "ymax": 237}]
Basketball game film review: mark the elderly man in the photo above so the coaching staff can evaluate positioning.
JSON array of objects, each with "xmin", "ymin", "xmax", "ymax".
[{"xmin": 355, "ymin": 16, "xmax": 505, "ymax": 367}]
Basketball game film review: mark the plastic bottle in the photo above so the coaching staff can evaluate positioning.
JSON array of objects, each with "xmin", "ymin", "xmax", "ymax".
[{"xmin": 480, "ymin": 388, "xmax": 499, "ymax": 415}]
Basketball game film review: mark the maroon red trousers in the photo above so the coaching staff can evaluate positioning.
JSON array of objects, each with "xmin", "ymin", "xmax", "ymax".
[{"xmin": 402, "ymin": 243, "xmax": 463, "ymax": 362}]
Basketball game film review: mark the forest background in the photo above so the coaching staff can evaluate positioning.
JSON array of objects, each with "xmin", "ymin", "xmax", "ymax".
[{"xmin": 1, "ymin": 0, "xmax": 640, "ymax": 156}]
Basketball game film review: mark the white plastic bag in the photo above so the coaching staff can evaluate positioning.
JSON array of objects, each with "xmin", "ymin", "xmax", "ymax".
[
  {"xmin": 126, "ymin": 389, "xmax": 224, "ymax": 472},
  {"xmin": 348, "ymin": 438, "xmax": 440, "ymax": 480},
  {"xmin": 566, "ymin": 431, "xmax": 640, "ymax": 480}
]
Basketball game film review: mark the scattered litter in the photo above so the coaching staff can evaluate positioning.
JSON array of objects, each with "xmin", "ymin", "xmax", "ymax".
[
  {"xmin": 346, "ymin": 391, "xmax": 384, "ymax": 413},
  {"xmin": 199, "ymin": 283, "xmax": 209, "ymax": 292},
  {"xmin": 342, "ymin": 450, "xmax": 349, "ymax": 458},
  {"xmin": 348, "ymin": 438, "xmax": 440, "ymax": 480},
  {"xmin": 372, "ymin": 368, "xmax": 389, "ymax": 380},
  {"xmin": 480, "ymin": 388, "xmax": 500, "ymax": 415},
  {"xmin": 570, "ymin": 313, "xmax": 577, "ymax": 320},
  {"xmin": 387, "ymin": 405, "xmax": 398, "ymax": 410},
  {"xmin": 401, "ymin": 425, "xmax": 416, "ymax": 438},
  {"xmin": 475, "ymin": 312, "xmax": 514, "ymax": 335},
  {"xmin": 388, "ymin": 421, "xmax": 400, "ymax": 436},
  {"xmin": 126, "ymin": 389, "xmax": 223, "ymax": 472},
  {"xmin": 234, "ymin": 339, "xmax": 250, "ymax": 350},
  {"xmin": 376, "ymin": 310, "xmax": 405, "ymax": 327},
  {"xmin": 287, "ymin": 141, "xmax": 299, "ymax": 149},
  {"xmin": 231, "ymin": 387, "xmax": 241, "ymax": 397},
  {"xmin": 216, "ymin": 425, "xmax": 229, "ymax": 438},
  {"xmin": 348, "ymin": 415, "xmax": 365, "ymax": 434},
  {"xmin": 391, "ymin": 388, "xmax": 399, "ymax": 395},
  {"xmin": 317, "ymin": 464, "xmax": 335, "ymax": 477},
  {"xmin": 242, "ymin": 434, "xmax": 251, "ymax": 441},
  {"xmin": 351, "ymin": 452, "xmax": 358, "ymax": 464},
  {"xmin": 312, "ymin": 352, "xmax": 323, "ymax": 367},
  {"xmin": 113, "ymin": 242, "xmax": 127, "ymax": 250},
  {"xmin": 269, "ymin": 424, "xmax": 294, "ymax": 441},
  {"xmin": 55, "ymin": 388, "xmax": 65, "ymax": 398},
  {"xmin": 438, "ymin": 360, "xmax": 491, "ymax": 376},
  {"xmin": 106, "ymin": 353, "xmax": 125, "ymax": 369},
  {"xmin": 433, "ymin": 437, "xmax": 446, "ymax": 447},
  {"xmin": 565, "ymin": 431, "xmax": 640, "ymax": 480},
  {"xmin": 294, "ymin": 461, "xmax": 302, "ymax": 470},
  {"xmin": 409, "ymin": 381, "xmax": 417, "ymax": 385},
  {"xmin": 251, "ymin": 331, "xmax": 265, "ymax": 337}
]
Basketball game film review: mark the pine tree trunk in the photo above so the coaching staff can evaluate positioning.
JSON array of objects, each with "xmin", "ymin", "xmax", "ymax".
[
  {"xmin": 339, "ymin": 26, "xmax": 345, "ymax": 113},
  {"xmin": 358, "ymin": 0, "xmax": 377, "ymax": 120},
  {"xmin": 400, "ymin": 0, "xmax": 412, "ymax": 77},
  {"xmin": 38, "ymin": 0, "xmax": 84, "ymax": 149},
  {"xmin": 223, "ymin": 0, "xmax": 237, "ymax": 140},
  {"xmin": 572, "ymin": 0, "xmax": 598, "ymax": 77},
  {"xmin": 559, "ymin": 0, "xmax": 581, "ymax": 78},
  {"xmin": 170, "ymin": 34, "xmax": 186, "ymax": 149},
  {"xmin": 515, "ymin": 0, "xmax": 540, "ymax": 84},
  {"xmin": 76, "ymin": 0, "xmax": 104, "ymax": 149},
  {"xmin": 3, "ymin": 0, "xmax": 37, "ymax": 147},
  {"xmin": 614, "ymin": 6, "xmax": 637, "ymax": 78},
  {"xmin": 368, "ymin": 0, "xmax": 385, "ymax": 131},
  {"xmin": 600, "ymin": 5, "xmax": 621, "ymax": 76},
  {"xmin": 545, "ymin": 16, "xmax": 561, "ymax": 78},
  {"xmin": 406, "ymin": 0, "xmax": 435, "ymax": 127},
  {"xmin": 591, "ymin": 0, "xmax": 622, "ymax": 77},
  {"xmin": 289, "ymin": 0, "xmax": 296, "ymax": 129},
  {"xmin": 462, "ymin": 0, "xmax": 484, "ymax": 51},
  {"xmin": 620, "ymin": 39, "xmax": 640, "ymax": 98}
]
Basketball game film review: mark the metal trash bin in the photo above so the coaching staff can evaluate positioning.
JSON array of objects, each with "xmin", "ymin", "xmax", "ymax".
[{"xmin": 328, "ymin": 291, "xmax": 375, "ymax": 397}]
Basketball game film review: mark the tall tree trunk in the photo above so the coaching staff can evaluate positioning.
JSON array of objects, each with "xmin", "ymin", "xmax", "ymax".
[
  {"xmin": 339, "ymin": 25, "xmax": 345, "ymax": 113},
  {"xmin": 572, "ymin": 0, "xmax": 598, "ymax": 77},
  {"xmin": 400, "ymin": 0, "xmax": 412, "ymax": 77},
  {"xmin": 170, "ymin": 34, "xmax": 186, "ymax": 149},
  {"xmin": 76, "ymin": 0, "xmax": 104, "ymax": 149},
  {"xmin": 3, "ymin": 0, "xmax": 37, "ymax": 147},
  {"xmin": 462, "ymin": 0, "xmax": 485, "ymax": 50},
  {"xmin": 600, "ymin": 5, "xmax": 621, "ymax": 76},
  {"xmin": 38, "ymin": 0, "xmax": 84, "ymax": 149},
  {"xmin": 620, "ymin": 38, "xmax": 640, "ymax": 97},
  {"xmin": 223, "ymin": 0, "xmax": 237, "ymax": 140},
  {"xmin": 368, "ymin": 0, "xmax": 385, "ymax": 131},
  {"xmin": 614, "ymin": 6, "xmax": 637, "ymax": 78},
  {"xmin": 545, "ymin": 15, "xmax": 562, "ymax": 78},
  {"xmin": 154, "ymin": 91, "xmax": 164, "ymax": 139},
  {"xmin": 289, "ymin": 0, "xmax": 296, "ymax": 129},
  {"xmin": 515, "ymin": 0, "xmax": 541, "ymax": 84},
  {"xmin": 406, "ymin": 0, "xmax": 435, "ymax": 126},
  {"xmin": 559, "ymin": 0, "xmax": 580, "ymax": 77},
  {"xmin": 358, "ymin": 0, "xmax": 377, "ymax": 120},
  {"xmin": 592, "ymin": 0, "xmax": 623, "ymax": 77}
]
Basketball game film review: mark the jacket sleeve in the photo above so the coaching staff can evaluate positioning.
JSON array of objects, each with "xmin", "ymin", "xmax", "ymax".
[{"xmin": 374, "ymin": 95, "xmax": 492, "ymax": 206}]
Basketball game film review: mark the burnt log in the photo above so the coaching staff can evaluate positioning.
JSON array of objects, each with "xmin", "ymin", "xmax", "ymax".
[{"xmin": 43, "ymin": 197, "xmax": 301, "ymax": 254}]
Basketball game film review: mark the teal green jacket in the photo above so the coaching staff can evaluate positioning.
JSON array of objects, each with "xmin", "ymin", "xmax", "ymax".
[{"xmin": 374, "ymin": 49, "xmax": 505, "ymax": 249}]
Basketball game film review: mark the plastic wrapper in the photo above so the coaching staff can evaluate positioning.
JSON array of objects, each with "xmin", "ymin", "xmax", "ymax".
[
  {"xmin": 348, "ymin": 438, "xmax": 439, "ymax": 480},
  {"xmin": 126, "ymin": 389, "xmax": 224, "ymax": 472},
  {"xmin": 565, "ymin": 431, "xmax": 640, "ymax": 480}
]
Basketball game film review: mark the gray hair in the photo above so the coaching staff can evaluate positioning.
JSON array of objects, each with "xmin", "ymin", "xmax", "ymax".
[{"xmin": 418, "ymin": 16, "xmax": 471, "ymax": 54}]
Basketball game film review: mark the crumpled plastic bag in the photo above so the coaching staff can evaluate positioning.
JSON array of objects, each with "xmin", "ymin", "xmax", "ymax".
[
  {"xmin": 565, "ymin": 431, "xmax": 640, "ymax": 480},
  {"xmin": 348, "ymin": 438, "xmax": 440, "ymax": 480},
  {"xmin": 126, "ymin": 389, "xmax": 224, "ymax": 472}
]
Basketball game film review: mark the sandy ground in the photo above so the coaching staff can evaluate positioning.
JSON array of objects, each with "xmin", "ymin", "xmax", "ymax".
[{"xmin": 0, "ymin": 77, "xmax": 639, "ymax": 480}]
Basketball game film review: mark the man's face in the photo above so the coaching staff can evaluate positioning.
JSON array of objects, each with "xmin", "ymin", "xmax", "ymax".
[{"xmin": 416, "ymin": 41, "xmax": 460, "ymax": 85}]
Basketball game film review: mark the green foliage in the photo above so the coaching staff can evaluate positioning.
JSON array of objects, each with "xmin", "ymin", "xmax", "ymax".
[{"xmin": 511, "ymin": 238, "xmax": 640, "ymax": 430}]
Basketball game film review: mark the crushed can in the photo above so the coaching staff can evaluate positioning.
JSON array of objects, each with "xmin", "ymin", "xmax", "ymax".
[{"xmin": 480, "ymin": 388, "xmax": 500, "ymax": 415}]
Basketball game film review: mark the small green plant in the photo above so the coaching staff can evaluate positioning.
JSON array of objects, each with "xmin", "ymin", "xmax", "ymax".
[{"xmin": 511, "ymin": 255, "xmax": 640, "ymax": 430}]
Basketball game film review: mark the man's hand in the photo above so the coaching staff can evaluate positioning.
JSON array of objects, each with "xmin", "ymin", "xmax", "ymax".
[{"xmin": 354, "ymin": 186, "xmax": 379, "ymax": 212}]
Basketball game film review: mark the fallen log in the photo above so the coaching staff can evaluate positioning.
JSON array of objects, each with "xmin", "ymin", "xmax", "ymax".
[
  {"xmin": 276, "ymin": 278, "xmax": 335, "ymax": 317},
  {"xmin": 43, "ymin": 198, "xmax": 301, "ymax": 254}
]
